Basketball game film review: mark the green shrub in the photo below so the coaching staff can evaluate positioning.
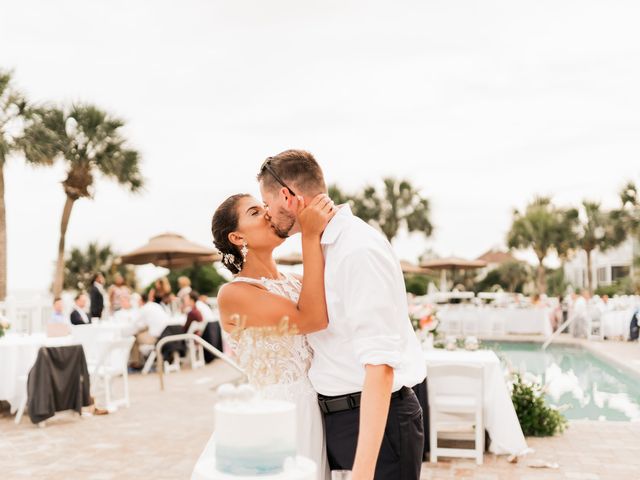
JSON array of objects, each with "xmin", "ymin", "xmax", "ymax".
[
  {"xmin": 405, "ymin": 275, "xmax": 428, "ymax": 296},
  {"xmin": 595, "ymin": 278, "xmax": 635, "ymax": 297},
  {"xmin": 511, "ymin": 374, "xmax": 567, "ymax": 437}
]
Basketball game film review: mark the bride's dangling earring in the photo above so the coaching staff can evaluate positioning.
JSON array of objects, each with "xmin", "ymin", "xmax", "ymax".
[{"xmin": 241, "ymin": 241, "xmax": 249, "ymax": 263}]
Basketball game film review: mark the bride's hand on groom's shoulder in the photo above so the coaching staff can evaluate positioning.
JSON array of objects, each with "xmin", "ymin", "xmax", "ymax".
[{"xmin": 298, "ymin": 193, "xmax": 336, "ymax": 237}]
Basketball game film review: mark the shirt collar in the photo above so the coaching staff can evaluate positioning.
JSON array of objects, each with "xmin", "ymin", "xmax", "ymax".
[{"xmin": 321, "ymin": 204, "xmax": 353, "ymax": 246}]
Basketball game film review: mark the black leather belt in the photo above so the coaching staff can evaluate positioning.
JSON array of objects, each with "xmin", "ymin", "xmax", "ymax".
[{"xmin": 318, "ymin": 386, "xmax": 410, "ymax": 415}]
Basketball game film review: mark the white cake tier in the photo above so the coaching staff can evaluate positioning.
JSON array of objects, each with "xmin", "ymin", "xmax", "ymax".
[{"xmin": 214, "ymin": 398, "xmax": 297, "ymax": 475}]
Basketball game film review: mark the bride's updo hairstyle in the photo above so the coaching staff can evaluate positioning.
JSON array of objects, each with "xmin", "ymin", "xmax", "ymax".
[{"xmin": 211, "ymin": 193, "xmax": 250, "ymax": 275}]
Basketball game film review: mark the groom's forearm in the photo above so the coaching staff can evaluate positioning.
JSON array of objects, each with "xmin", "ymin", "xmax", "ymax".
[{"xmin": 352, "ymin": 364, "xmax": 394, "ymax": 480}]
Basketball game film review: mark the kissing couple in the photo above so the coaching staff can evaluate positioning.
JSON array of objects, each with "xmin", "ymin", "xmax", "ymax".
[{"xmin": 210, "ymin": 150, "xmax": 427, "ymax": 480}]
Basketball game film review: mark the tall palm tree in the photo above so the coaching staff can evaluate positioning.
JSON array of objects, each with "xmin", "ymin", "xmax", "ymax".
[
  {"xmin": 351, "ymin": 178, "xmax": 433, "ymax": 243},
  {"xmin": 575, "ymin": 201, "xmax": 627, "ymax": 293},
  {"xmin": 22, "ymin": 104, "xmax": 143, "ymax": 296},
  {"xmin": 0, "ymin": 70, "xmax": 54, "ymax": 300},
  {"xmin": 507, "ymin": 197, "xmax": 578, "ymax": 294}
]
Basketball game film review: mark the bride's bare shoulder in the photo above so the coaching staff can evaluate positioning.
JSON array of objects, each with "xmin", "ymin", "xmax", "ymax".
[{"xmin": 217, "ymin": 281, "xmax": 265, "ymax": 307}]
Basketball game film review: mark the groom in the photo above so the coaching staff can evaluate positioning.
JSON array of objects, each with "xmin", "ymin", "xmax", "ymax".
[{"xmin": 258, "ymin": 150, "xmax": 427, "ymax": 480}]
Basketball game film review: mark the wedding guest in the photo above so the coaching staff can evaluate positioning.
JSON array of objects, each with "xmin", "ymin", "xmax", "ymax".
[
  {"xmin": 177, "ymin": 276, "xmax": 192, "ymax": 303},
  {"xmin": 183, "ymin": 291, "xmax": 203, "ymax": 335},
  {"xmin": 50, "ymin": 297, "xmax": 66, "ymax": 323},
  {"xmin": 89, "ymin": 272, "xmax": 106, "ymax": 319},
  {"xmin": 108, "ymin": 273, "xmax": 131, "ymax": 313},
  {"xmin": 70, "ymin": 292, "xmax": 91, "ymax": 325},
  {"xmin": 196, "ymin": 294, "xmax": 216, "ymax": 323},
  {"xmin": 130, "ymin": 292, "xmax": 170, "ymax": 368},
  {"xmin": 570, "ymin": 290, "xmax": 590, "ymax": 337},
  {"xmin": 149, "ymin": 277, "xmax": 172, "ymax": 304},
  {"xmin": 113, "ymin": 295, "xmax": 136, "ymax": 325}
]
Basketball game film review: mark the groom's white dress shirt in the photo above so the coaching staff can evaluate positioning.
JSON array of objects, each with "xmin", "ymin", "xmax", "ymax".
[{"xmin": 307, "ymin": 205, "xmax": 426, "ymax": 396}]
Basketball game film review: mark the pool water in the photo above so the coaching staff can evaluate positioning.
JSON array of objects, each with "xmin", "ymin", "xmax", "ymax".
[{"xmin": 483, "ymin": 341, "xmax": 640, "ymax": 422}]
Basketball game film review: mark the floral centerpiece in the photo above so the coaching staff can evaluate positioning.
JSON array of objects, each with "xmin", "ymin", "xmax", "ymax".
[
  {"xmin": 0, "ymin": 316, "xmax": 10, "ymax": 338},
  {"xmin": 409, "ymin": 303, "xmax": 440, "ymax": 348}
]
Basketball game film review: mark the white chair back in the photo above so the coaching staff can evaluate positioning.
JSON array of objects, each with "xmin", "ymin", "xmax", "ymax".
[
  {"xmin": 72, "ymin": 325, "xmax": 123, "ymax": 364},
  {"xmin": 93, "ymin": 337, "xmax": 136, "ymax": 374},
  {"xmin": 427, "ymin": 364, "xmax": 483, "ymax": 402}
]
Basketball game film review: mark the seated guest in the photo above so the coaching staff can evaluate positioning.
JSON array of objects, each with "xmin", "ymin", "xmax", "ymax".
[
  {"xmin": 149, "ymin": 276, "xmax": 172, "ymax": 304},
  {"xmin": 70, "ymin": 293, "xmax": 91, "ymax": 325},
  {"xmin": 108, "ymin": 273, "xmax": 131, "ymax": 314},
  {"xmin": 50, "ymin": 297, "xmax": 67, "ymax": 323},
  {"xmin": 177, "ymin": 276, "xmax": 192, "ymax": 303},
  {"xmin": 183, "ymin": 291, "xmax": 203, "ymax": 335},
  {"xmin": 89, "ymin": 272, "xmax": 106, "ymax": 319},
  {"xmin": 197, "ymin": 294, "xmax": 216, "ymax": 323},
  {"xmin": 135, "ymin": 293, "xmax": 169, "ymax": 339},
  {"xmin": 113, "ymin": 295, "xmax": 136, "ymax": 324},
  {"xmin": 129, "ymin": 292, "xmax": 171, "ymax": 368}
]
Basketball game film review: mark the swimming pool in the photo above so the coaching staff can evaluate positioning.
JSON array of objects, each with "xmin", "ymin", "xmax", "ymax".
[{"xmin": 483, "ymin": 341, "xmax": 640, "ymax": 422}]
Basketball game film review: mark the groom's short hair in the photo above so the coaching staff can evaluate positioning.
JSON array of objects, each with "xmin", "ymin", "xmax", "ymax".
[{"xmin": 258, "ymin": 149, "xmax": 327, "ymax": 196}]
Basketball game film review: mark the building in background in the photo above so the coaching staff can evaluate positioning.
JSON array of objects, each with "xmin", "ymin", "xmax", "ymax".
[{"xmin": 564, "ymin": 238, "xmax": 639, "ymax": 291}]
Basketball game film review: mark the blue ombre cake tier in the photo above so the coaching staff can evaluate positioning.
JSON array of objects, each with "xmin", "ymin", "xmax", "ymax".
[
  {"xmin": 215, "ymin": 445, "xmax": 297, "ymax": 475},
  {"xmin": 213, "ymin": 395, "xmax": 297, "ymax": 477}
]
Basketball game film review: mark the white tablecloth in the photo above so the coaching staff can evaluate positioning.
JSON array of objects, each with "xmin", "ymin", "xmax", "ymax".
[
  {"xmin": 438, "ymin": 307, "xmax": 553, "ymax": 337},
  {"xmin": 601, "ymin": 309, "xmax": 636, "ymax": 339},
  {"xmin": 0, "ymin": 334, "xmax": 77, "ymax": 411},
  {"xmin": 425, "ymin": 349, "xmax": 528, "ymax": 455}
]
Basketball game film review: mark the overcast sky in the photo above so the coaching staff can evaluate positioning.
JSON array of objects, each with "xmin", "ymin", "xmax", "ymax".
[{"xmin": 2, "ymin": 0, "xmax": 640, "ymax": 293}]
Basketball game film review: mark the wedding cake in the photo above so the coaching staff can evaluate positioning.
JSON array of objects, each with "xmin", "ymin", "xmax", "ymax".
[{"xmin": 189, "ymin": 384, "xmax": 316, "ymax": 480}]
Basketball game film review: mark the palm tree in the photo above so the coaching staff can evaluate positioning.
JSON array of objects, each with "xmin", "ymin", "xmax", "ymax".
[
  {"xmin": 575, "ymin": 201, "xmax": 627, "ymax": 293},
  {"xmin": 507, "ymin": 197, "xmax": 578, "ymax": 294},
  {"xmin": 22, "ymin": 104, "xmax": 143, "ymax": 296},
  {"xmin": 64, "ymin": 242, "xmax": 136, "ymax": 291},
  {"xmin": 0, "ymin": 70, "xmax": 54, "ymax": 300},
  {"xmin": 351, "ymin": 178, "xmax": 433, "ymax": 243}
]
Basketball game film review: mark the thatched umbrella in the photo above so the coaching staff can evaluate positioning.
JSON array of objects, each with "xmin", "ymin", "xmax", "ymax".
[
  {"xmin": 119, "ymin": 232, "xmax": 221, "ymax": 268},
  {"xmin": 275, "ymin": 252, "xmax": 303, "ymax": 266},
  {"xmin": 419, "ymin": 257, "xmax": 486, "ymax": 292}
]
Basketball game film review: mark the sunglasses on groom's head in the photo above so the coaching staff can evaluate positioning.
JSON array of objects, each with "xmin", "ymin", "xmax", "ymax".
[{"xmin": 260, "ymin": 157, "xmax": 297, "ymax": 197}]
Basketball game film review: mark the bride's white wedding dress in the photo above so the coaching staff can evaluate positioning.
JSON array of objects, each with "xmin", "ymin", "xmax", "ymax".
[{"xmin": 200, "ymin": 272, "xmax": 329, "ymax": 480}]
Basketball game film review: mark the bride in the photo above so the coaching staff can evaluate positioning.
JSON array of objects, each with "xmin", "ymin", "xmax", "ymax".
[{"xmin": 210, "ymin": 192, "xmax": 335, "ymax": 480}]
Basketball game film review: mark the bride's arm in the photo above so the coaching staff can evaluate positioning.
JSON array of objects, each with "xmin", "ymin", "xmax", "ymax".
[{"xmin": 218, "ymin": 194, "xmax": 334, "ymax": 334}]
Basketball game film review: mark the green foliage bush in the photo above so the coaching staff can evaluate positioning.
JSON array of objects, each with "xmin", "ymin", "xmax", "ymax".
[
  {"xmin": 405, "ymin": 275, "xmax": 429, "ymax": 296},
  {"xmin": 167, "ymin": 264, "xmax": 227, "ymax": 296},
  {"xmin": 511, "ymin": 374, "xmax": 567, "ymax": 437}
]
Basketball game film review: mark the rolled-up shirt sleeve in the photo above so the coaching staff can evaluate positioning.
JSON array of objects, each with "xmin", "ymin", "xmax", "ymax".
[{"xmin": 340, "ymin": 247, "xmax": 404, "ymax": 368}]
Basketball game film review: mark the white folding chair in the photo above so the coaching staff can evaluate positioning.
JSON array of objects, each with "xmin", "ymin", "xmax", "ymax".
[
  {"xmin": 587, "ymin": 306, "xmax": 604, "ymax": 341},
  {"xmin": 428, "ymin": 364, "xmax": 485, "ymax": 465},
  {"xmin": 14, "ymin": 375, "xmax": 28, "ymax": 425},
  {"xmin": 88, "ymin": 337, "xmax": 135, "ymax": 412}
]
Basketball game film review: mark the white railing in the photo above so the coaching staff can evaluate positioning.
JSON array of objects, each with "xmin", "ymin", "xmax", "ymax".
[{"xmin": 154, "ymin": 333, "xmax": 245, "ymax": 390}]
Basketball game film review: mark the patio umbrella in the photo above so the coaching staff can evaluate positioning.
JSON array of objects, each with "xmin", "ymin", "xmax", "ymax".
[
  {"xmin": 275, "ymin": 252, "xmax": 303, "ymax": 266},
  {"xmin": 419, "ymin": 257, "xmax": 487, "ymax": 292},
  {"xmin": 400, "ymin": 260, "xmax": 430, "ymax": 275},
  {"xmin": 119, "ymin": 232, "xmax": 221, "ymax": 268}
]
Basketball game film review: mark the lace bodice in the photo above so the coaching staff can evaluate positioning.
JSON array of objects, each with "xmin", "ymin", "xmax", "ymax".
[{"xmin": 225, "ymin": 273, "xmax": 314, "ymax": 390}]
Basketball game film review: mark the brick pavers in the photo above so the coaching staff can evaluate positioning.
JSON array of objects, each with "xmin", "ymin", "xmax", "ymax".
[{"xmin": 1, "ymin": 356, "xmax": 639, "ymax": 479}]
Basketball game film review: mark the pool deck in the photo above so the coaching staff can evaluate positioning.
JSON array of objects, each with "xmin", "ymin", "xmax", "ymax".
[{"xmin": 1, "ymin": 338, "xmax": 639, "ymax": 479}]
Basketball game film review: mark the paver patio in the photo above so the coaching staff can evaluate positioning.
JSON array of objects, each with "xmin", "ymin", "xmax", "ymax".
[{"xmin": 1, "ymin": 341, "xmax": 639, "ymax": 480}]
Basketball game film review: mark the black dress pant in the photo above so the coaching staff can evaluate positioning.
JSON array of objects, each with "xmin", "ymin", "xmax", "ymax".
[{"xmin": 323, "ymin": 386, "xmax": 424, "ymax": 480}]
